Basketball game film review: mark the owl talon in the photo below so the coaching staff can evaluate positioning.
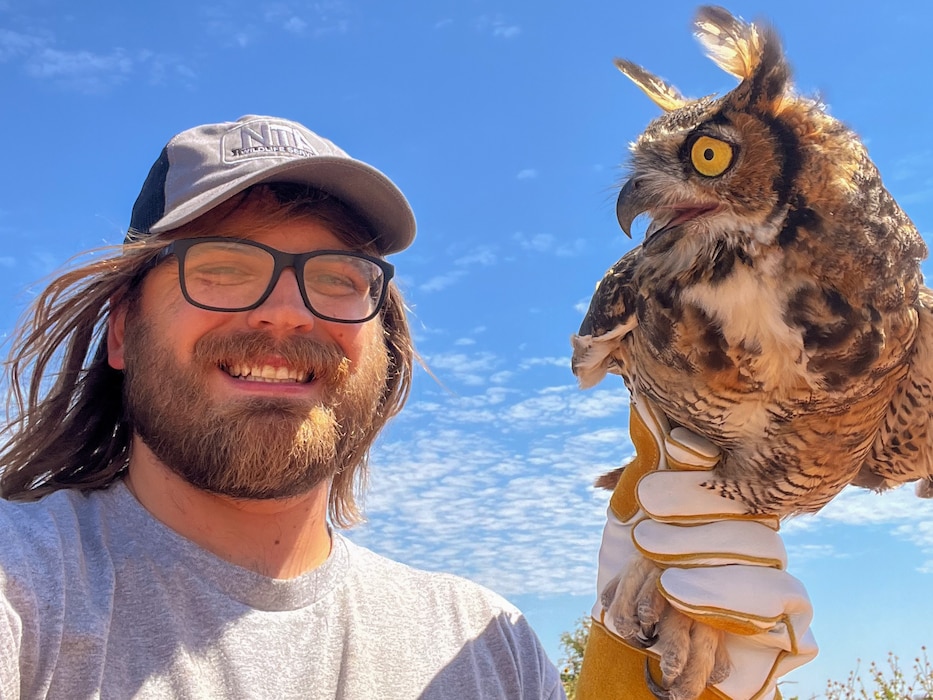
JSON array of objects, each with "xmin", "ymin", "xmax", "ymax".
[
  {"xmin": 645, "ymin": 658, "xmax": 672, "ymax": 700},
  {"xmin": 634, "ymin": 625, "xmax": 658, "ymax": 648}
]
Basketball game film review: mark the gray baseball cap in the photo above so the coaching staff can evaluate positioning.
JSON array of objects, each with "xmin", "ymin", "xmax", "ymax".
[{"xmin": 127, "ymin": 115, "xmax": 416, "ymax": 255}]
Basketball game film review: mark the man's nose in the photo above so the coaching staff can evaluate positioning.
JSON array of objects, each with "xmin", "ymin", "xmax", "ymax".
[{"xmin": 245, "ymin": 268, "xmax": 317, "ymax": 332}]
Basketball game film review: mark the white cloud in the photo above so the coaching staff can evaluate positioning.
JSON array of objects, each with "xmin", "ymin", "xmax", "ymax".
[
  {"xmin": 259, "ymin": 1, "xmax": 349, "ymax": 38},
  {"xmin": 454, "ymin": 246, "xmax": 497, "ymax": 267},
  {"xmin": 25, "ymin": 47, "xmax": 133, "ymax": 91},
  {"xmin": 419, "ymin": 270, "xmax": 466, "ymax": 293},
  {"xmin": 518, "ymin": 356, "xmax": 569, "ymax": 371},
  {"xmin": 422, "ymin": 351, "xmax": 500, "ymax": 386},
  {"xmin": 514, "ymin": 232, "xmax": 556, "ymax": 253},
  {"xmin": 513, "ymin": 232, "xmax": 587, "ymax": 257},
  {"xmin": 517, "ymin": 168, "xmax": 538, "ymax": 180},
  {"xmin": 0, "ymin": 28, "xmax": 47, "ymax": 61},
  {"xmin": 284, "ymin": 16, "xmax": 308, "ymax": 33},
  {"xmin": 475, "ymin": 15, "xmax": 521, "ymax": 40},
  {"xmin": 416, "ymin": 247, "xmax": 497, "ymax": 293},
  {"xmin": 351, "ymin": 411, "xmax": 622, "ymax": 596},
  {"xmin": 784, "ymin": 483, "xmax": 933, "ymax": 574},
  {"xmin": 0, "ymin": 25, "xmax": 196, "ymax": 92}
]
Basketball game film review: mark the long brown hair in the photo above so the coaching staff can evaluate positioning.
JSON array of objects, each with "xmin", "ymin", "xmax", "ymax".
[{"xmin": 0, "ymin": 184, "xmax": 414, "ymax": 527}]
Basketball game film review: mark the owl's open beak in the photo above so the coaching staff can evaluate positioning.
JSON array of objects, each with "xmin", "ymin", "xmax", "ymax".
[
  {"xmin": 616, "ymin": 177, "xmax": 651, "ymax": 238},
  {"xmin": 617, "ymin": 176, "xmax": 719, "ymax": 244}
]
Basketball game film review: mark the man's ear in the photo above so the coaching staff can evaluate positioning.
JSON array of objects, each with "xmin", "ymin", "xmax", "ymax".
[{"xmin": 107, "ymin": 300, "xmax": 129, "ymax": 371}]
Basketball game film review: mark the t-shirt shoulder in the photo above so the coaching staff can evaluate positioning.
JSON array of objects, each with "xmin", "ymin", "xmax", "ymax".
[{"xmin": 339, "ymin": 534, "xmax": 522, "ymax": 619}]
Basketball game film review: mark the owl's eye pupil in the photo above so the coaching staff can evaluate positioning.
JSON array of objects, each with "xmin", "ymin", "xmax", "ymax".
[{"xmin": 689, "ymin": 135, "xmax": 734, "ymax": 177}]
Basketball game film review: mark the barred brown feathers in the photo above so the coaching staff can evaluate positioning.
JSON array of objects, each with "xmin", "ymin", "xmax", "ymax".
[{"xmin": 573, "ymin": 5, "xmax": 933, "ymax": 517}]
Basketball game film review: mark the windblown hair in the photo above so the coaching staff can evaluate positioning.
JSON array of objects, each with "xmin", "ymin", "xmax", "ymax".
[{"xmin": 0, "ymin": 184, "xmax": 414, "ymax": 527}]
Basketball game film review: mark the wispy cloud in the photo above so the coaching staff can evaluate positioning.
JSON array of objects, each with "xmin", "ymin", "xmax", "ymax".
[
  {"xmin": 351, "ymin": 391, "xmax": 626, "ymax": 595},
  {"xmin": 785, "ymin": 483, "xmax": 933, "ymax": 573},
  {"xmin": 0, "ymin": 25, "xmax": 195, "ymax": 93},
  {"xmin": 207, "ymin": 1, "xmax": 350, "ymax": 43},
  {"xmin": 25, "ymin": 47, "xmax": 133, "ymax": 91},
  {"xmin": 519, "ymin": 356, "xmax": 569, "ymax": 371},
  {"xmin": 0, "ymin": 28, "xmax": 47, "ymax": 61},
  {"xmin": 474, "ymin": 15, "xmax": 521, "ymax": 40},
  {"xmin": 513, "ymin": 232, "xmax": 587, "ymax": 257},
  {"xmin": 419, "ymin": 270, "xmax": 468, "ymax": 293},
  {"xmin": 416, "ymin": 245, "xmax": 498, "ymax": 293},
  {"xmin": 454, "ymin": 246, "xmax": 497, "ymax": 267},
  {"xmin": 422, "ymin": 350, "xmax": 501, "ymax": 386},
  {"xmin": 517, "ymin": 168, "xmax": 538, "ymax": 180}
]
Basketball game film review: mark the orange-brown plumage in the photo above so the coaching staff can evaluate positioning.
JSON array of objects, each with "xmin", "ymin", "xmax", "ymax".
[
  {"xmin": 573, "ymin": 8, "xmax": 933, "ymax": 696},
  {"xmin": 572, "ymin": 5, "xmax": 933, "ymax": 516}
]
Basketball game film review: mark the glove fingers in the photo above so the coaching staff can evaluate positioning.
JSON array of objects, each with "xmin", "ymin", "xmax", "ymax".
[
  {"xmin": 637, "ymin": 470, "xmax": 780, "ymax": 527},
  {"xmin": 665, "ymin": 427, "xmax": 720, "ymax": 470},
  {"xmin": 633, "ymin": 518, "xmax": 787, "ymax": 568},
  {"xmin": 659, "ymin": 565, "xmax": 814, "ymax": 640}
]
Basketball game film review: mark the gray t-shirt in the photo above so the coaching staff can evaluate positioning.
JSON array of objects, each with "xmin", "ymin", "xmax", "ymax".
[{"xmin": 0, "ymin": 482, "xmax": 565, "ymax": 699}]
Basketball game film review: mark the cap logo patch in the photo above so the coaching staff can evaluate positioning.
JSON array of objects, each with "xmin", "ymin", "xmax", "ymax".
[{"xmin": 223, "ymin": 121, "xmax": 319, "ymax": 162}]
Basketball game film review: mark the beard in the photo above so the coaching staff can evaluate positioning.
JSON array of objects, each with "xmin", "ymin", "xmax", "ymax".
[{"xmin": 121, "ymin": 318, "xmax": 389, "ymax": 500}]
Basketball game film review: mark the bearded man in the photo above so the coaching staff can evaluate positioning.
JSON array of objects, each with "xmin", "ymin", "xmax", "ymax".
[{"xmin": 0, "ymin": 115, "xmax": 564, "ymax": 699}]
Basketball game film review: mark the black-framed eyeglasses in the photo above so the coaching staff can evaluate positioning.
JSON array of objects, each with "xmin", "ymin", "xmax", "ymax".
[{"xmin": 149, "ymin": 237, "xmax": 395, "ymax": 323}]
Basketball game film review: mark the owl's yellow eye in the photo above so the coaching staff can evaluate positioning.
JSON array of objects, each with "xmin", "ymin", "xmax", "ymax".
[{"xmin": 690, "ymin": 136, "xmax": 734, "ymax": 177}]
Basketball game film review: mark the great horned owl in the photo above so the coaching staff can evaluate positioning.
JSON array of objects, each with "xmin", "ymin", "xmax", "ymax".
[{"xmin": 572, "ymin": 5, "xmax": 933, "ymax": 698}]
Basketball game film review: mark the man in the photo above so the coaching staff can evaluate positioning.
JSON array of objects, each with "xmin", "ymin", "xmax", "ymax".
[{"xmin": 0, "ymin": 115, "xmax": 565, "ymax": 698}]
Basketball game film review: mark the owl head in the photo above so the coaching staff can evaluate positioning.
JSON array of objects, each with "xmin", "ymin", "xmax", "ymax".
[{"xmin": 614, "ymin": 6, "xmax": 877, "ymax": 265}]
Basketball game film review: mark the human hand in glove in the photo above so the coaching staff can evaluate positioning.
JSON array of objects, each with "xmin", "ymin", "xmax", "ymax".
[{"xmin": 575, "ymin": 394, "xmax": 818, "ymax": 700}]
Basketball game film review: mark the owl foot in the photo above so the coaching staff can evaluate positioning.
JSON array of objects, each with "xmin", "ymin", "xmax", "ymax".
[{"xmin": 602, "ymin": 557, "xmax": 731, "ymax": 700}]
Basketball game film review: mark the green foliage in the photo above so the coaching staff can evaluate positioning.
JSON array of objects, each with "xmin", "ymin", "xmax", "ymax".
[
  {"xmin": 785, "ymin": 648, "xmax": 932, "ymax": 700},
  {"xmin": 558, "ymin": 616, "xmax": 591, "ymax": 700}
]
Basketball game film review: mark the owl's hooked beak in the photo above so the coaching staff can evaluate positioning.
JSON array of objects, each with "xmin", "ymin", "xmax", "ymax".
[
  {"xmin": 616, "ymin": 176, "xmax": 719, "ymax": 244},
  {"xmin": 616, "ymin": 177, "xmax": 651, "ymax": 239}
]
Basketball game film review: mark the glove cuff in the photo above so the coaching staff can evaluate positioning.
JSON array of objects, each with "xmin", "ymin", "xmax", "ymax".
[{"xmin": 610, "ymin": 395, "xmax": 670, "ymax": 522}]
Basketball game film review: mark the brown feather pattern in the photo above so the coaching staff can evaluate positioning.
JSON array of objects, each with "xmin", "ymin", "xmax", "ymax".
[{"xmin": 573, "ymin": 5, "xmax": 933, "ymax": 517}]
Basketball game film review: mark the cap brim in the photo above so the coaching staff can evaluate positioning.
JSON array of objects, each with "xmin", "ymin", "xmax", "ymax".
[{"xmin": 149, "ymin": 157, "xmax": 416, "ymax": 255}]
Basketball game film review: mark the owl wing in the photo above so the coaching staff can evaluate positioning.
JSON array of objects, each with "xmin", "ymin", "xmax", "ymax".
[
  {"xmin": 855, "ymin": 287, "xmax": 933, "ymax": 495},
  {"xmin": 571, "ymin": 248, "xmax": 640, "ymax": 389}
]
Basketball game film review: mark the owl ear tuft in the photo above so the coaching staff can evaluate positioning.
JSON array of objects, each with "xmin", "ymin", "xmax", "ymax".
[
  {"xmin": 694, "ymin": 5, "xmax": 790, "ymax": 110},
  {"xmin": 614, "ymin": 58, "xmax": 688, "ymax": 113}
]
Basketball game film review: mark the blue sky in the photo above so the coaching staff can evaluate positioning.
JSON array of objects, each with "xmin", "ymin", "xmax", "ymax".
[{"xmin": 2, "ymin": 1, "xmax": 932, "ymax": 697}]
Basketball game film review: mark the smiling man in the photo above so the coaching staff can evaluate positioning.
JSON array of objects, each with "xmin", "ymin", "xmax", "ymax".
[{"xmin": 0, "ymin": 115, "xmax": 564, "ymax": 699}]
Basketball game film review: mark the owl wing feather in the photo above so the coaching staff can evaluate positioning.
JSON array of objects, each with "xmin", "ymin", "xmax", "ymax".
[
  {"xmin": 571, "ymin": 248, "xmax": 640, "ymax": 390},
  {"xmin": 857, "ymin": 288, "xmax": 933, "ymax": 493}
]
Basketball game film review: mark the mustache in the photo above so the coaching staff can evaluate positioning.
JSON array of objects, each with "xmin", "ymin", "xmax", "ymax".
[{"xmin": 193, "ymin": 331, "xmax": 349, "ymax": 382}]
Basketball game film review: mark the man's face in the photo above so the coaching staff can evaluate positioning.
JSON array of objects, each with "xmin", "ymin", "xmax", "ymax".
[{"xmin": 108, "ymin": 196, "xmax": 390, "ymax": 500}]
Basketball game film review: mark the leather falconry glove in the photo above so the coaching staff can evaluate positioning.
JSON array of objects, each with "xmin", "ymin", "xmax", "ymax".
[{"xmin": 575, "ymin": 393, "xmax": 818, "ymax": 700}]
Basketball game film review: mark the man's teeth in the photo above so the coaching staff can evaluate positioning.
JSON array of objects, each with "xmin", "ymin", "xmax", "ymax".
[{"xmin": 226, "ymin": 365, "xmax": 311, "ymax": 383}]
